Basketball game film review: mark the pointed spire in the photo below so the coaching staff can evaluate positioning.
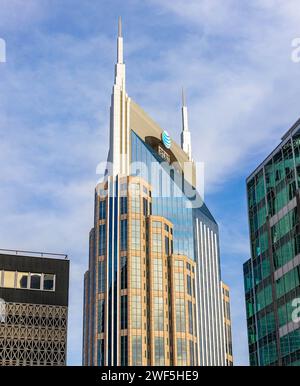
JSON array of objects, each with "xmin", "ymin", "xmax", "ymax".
[
  {"xmin": 117, "ymin": 16, "xmax": 123, "ymax": 64},
  {"xmin": 110, "ymin": 17, "xmax": 128, "ymax": 177},
  {"xmin": 181, "ymin": 87, "xmax": 189, "ymax": 132},
  {"xmin": 182, "ymin": 87, "xmax": 186, "ymax": 107},
  {"xmin": 118, "ymin": 16, "xmax": 122, "ymax": 37},
  {"xmin": 181, "ymin": 88, "xmax": 192, "ymax": 160},
  {"xmin": 114, "ymin": 17, "xmax": 125, "ymax": 89}
]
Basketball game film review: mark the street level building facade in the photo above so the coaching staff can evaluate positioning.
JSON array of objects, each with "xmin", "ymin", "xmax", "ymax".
[
  {"xmin": 0, "ymin": 249, "xmax": 69, "ymax": 366},
  {"xmin": 244, "ymin": 118, "xmax": 300, "ymax": 366},
  {"xmin": 83, "ymin": 19, "xmax": 232, "ymax": 366}
]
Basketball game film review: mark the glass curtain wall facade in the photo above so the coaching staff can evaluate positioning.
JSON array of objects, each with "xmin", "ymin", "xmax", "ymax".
[{"xmin": 244, "ymin": 118, "xmax": 300, "ymax": 366}]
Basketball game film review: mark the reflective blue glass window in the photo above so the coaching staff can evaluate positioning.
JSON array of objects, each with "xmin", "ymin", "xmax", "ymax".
[
  {"xmin": 120, "ymin": 219, "xmax": 127, "ymax": 251},
  {"xmin": 99, "ymin": 224, "xmax": 106, "ymax": 256},
  {"xmin": 99, "ymin": 200, "xmax": 106, "ymax": 220}
]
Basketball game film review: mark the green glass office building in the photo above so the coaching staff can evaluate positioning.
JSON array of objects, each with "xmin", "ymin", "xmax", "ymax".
[{"xmin": 244, "ymin": 118, "xmax": 300, "ymax": 366}]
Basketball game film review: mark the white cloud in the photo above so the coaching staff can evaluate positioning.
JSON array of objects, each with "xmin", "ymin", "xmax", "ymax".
[
  {"xmin": 0, "ymin": 24, "xmax": 115, "ymax": 363},
  {"xmin": 0, "ymin": 0, "xmax": 46, "ymax": 30},
  {"xmin": 135, "ymin": 0, "xmax": 300, "ymax": 192}
]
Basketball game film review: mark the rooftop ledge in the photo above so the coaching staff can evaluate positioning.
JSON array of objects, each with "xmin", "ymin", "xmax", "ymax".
[{"xmin": 0, "ymin": 248, "xmax": 68, "ymax": 260}]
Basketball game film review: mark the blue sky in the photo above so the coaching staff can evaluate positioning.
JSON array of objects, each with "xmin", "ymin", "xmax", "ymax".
[{"xmin": 0, "ymin": 0, "xmax": 300, "ymax": 366}]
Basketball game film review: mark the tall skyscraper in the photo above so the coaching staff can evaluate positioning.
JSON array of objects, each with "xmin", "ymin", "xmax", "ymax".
[
  {"xmin": 83, "ymin": 19, "xmax": 232, "ymax": 366},
  {"xmin": 0, "ymin": 249, "xmax": 69, "ymax": 366},
  {"xmin": 244, "ymin": 118, "xmax": 300, "ymax": 366}
]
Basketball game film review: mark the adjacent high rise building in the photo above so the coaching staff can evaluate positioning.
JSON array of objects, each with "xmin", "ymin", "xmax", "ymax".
[
  {"xmin": 0, "ymin": 249, "xmax": 69, "ymax": 366},
  {"xmin": 244, "ymin": 118, "xmax": 300, "ymax": 366},
  {"xmin": 222, "ymin": 282, "xmax": 233, "ymax": 366},
  {"xmin": 83, "ymin": 19, "xmax": 232, "ymax": 366}
]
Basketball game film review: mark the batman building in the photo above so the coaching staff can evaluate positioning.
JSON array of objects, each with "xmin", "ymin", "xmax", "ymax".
[{"xmin": 83, "ymin": 20, "xmax": 232, "ymax": 367}]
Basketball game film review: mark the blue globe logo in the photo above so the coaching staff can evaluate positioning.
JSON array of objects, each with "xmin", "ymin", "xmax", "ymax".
[{"xmin": 162, "ymin": 130, "xmax": 171, "ymax": 149}]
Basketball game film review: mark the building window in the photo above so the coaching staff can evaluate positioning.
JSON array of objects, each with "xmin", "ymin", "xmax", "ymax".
[
  {"xmin": 224, "ymin": 301, "xmax": 231, "ymax": 320},
  {"xmin": 174, "ymin": 260, "xmax": 184, "ymax": 268},
  {"xmin": 164, "ymin": 224, "xmax": 169, "ymax": 232},
  {"xmin": 99, "ymin": 200, "xmax": 106, "ymax": 220},
  {"xmin": 43, "ymin": 274, "xmax": 55, "ymax": 291},
  {"xmin": 174, "ymin": 272, "xmax": 184, "ymax": 292},
  {"xmin": 121, "ymin": 336, "xmax": 128, "ymax": 366},
  {"xmin": 189, "ymin": 340, "xmax": 195, "ymax": 366},
  {"xmin": 187, "ymin": 275, "xmax": 192, "ymax": 296},
  {"xmin": 98, "ymin": 299, "xmax": 105, "ymax": 333},
  {"xmin": 97, "ymin": 339, "xmax": 105, "ymax": 366},
  {"xmin": 16, "ymin": 272, "xmax": 28, "ymax": 289},
  {"xmin": 131, "ymin": 295, "xmax": 142, "ymax": 329},
  {"xmin": 121, "ymin": 295, "xmax": 128, "ymax": 330},
  {"xmin": 132, "ymin": 336, "xmax": 142, "ymax": 366},
  {"xmin": 152, "ymin": 221, "xmax": 161, "ymax": 229},
  {"xmin": 154, "ymin": 297, "xmax": 164, "ymax": 331},
  {"xmin": 129, "ymin": 183, "xmax": 140, "ymax": 196},
  {"xmin": 194, "ymin": 343, "xmax": 198, "ymax": 364},
  {"xmin": 3, "ymin": 271, "xmax": 15, "ymax": 288},
  {"xmin": 30, "ymin": 273, "xmax": 41, "ymax": 290},
  {"xmin": 98, "ymin": 261, "xmax": 105, "ymax": 293},
  {"xmin": 1, "ymin": 270, "xmax": 56, "ymax": 292},
  {"xmin": 192, "ymin": 278, "xmax": 195, "ymax": 298},
  {"xmin": 131, "ymin": 197, "xmax": 140, "ymax": 213},
  {"xmin": 155, "ymin": 337, "xmax": 165, "ymax": 366},
  {"xmin": 177, "ymin": 338, "xmax": 187, "ymax": 365},
  {"xmin": 99, "ymin": 224, "xmax": 106, "ymax": 256},
  {"xmin": 120, "ymin": 182, "xmax": 127, "ymax": 192},
  {"xmin": 175, "ymin": 298, "xmax": 186, "ymax": 332},
  {"xmin": 121, "ymin": 256, "xmax": 127, "ymax": 290},
  {"xmin": 152, "ymin": 233, "xmax": 162, "ymax": 253},
  {"xmin": 153, "ymin": 258, "xmax": 163, "ymax": 290},
  {"xmin": 131, "ymin": 256, "xmax": 141, "ymax": 289},
  {"xmin": 121, "ymin": 219, "xmax": 127, "ymax": 251},
  {"xmin": 120, "ymin": 197, "xmax": 128, "ymax": 215},
  {"xmin": 188, "ymin": 301, "xmax": 194, "ymax": 335},
  {"xmin": 131, "ymin": 219, "xmax": 141, "ymax": 250},
  {"xmin": 165, "ymin": 236, "xmax": 169, "ymax": 255},
  {"xmin": 143, "ymin": 198, "xmax": 148, "ymax": 217}
]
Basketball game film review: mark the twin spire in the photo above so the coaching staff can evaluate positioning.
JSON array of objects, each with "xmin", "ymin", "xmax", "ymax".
[
  {"xmin": 181, "ymin": 88, "xmax": 192, "ymax": 160},
  {"xmin": 117, "ymin": 16, "xmax": 123, "ymax": 64},
  {"xmin": 114, "ymin": 16, "xmax": 125, "ymax": 90},
  {"xmin": 114, "ymin": 18, "xmax": 192, "ymax": 161}
]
